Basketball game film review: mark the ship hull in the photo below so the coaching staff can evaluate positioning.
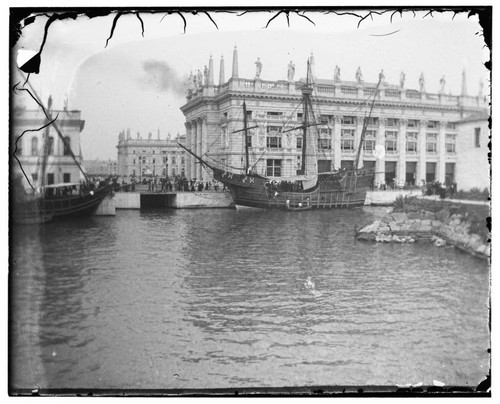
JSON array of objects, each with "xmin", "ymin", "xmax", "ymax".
[
  {"xmin": 212, "ymin": 167, "xmax": 373, "ymax": 210},
  {"xmin": 13, "ymin": 186, "xmax": 113, "ymax": 224}
]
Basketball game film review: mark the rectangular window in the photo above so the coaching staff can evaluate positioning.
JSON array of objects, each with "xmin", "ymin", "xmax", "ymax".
[
  {"xmin": 341, "ymin": 116, "xmax": 355, "ymax": 125},
  {"xmin": 407, "ymin": 119, "xmax": 419, "ymax": 128},
  {"xmin": 386, "ymin": 118, "xmax": 399, "ymax": 127},
  {"xmin": 319, "ymin": 128, "xmax": 331, "ymax": 136},
  {"xmin": 318, "ymin": 138, "xmax": 332, "ymax": 150},
  {"xmin": 385, "ymin": 131, "xmax": 398, "ymax": 153},
  {"xmin": 172, "ymin": 157, "xmax": 176, "ymax": 164},
  {"xmin": 320, "ymin": 115, "xmax": 331, "ymax": 125},
  {"xmin": 406, "ymin": 132, "xmax": 418, "ymax": 153},
  {"xmin": 363, "ymin": 130, "xmax": 376, "ymax": 151},
  {"xmin": 475, "ymin": 127, "xmax": 481, "ymax": 147},
  {"xmin": 181, "ymin": 157, "xmax": 185, "ymax": 164},
  {"xmin": 47, "ymin": 173, "xmax": 55, "ymax": 185},
  {"xmin": 446, "ymin": 122, "xmax": 456, "ymax": 130},
  {"xmin": 446, "ymin": 134, "xmax": 456, "ymax": 154},
  {"xmin": 341, "ymin": 129, "xmax": 355, "ymax": 152},
  {"xmin": 63, "ymin": 173, "xmax": 71, "ymax": 183},
  {"xmin": 246, "ymin": 136, "xmax": 252, "ymax": 148},
  {"xmin": 366, "ymin": 117, "xmax": 378, "ymax": 126},
  {"xmin": 296, "ymin": 137, "xmax": 302, "ymax": 149},
  {"xmin": 266, "ymin": 159, "xmax": 282, "ymax": 177},
  {"xmin": 246, "ymin": 110, "xmax": 252, "ymax": 120},
  {"xmin": 363, "ymin": 139, "xmax": 376, "ymax": 151},
  {"xmin": 426, "ymin": 133, "xmax": 437, "ymax": 153},
  {"xmin": 427, "ymin": 120, "xmax": 438, "ymax": 129},
  {"xmin": 297, "ymin": 113, "xmax": 303, "ymax": 120},
  {"xmin": 266, "ymin": 111, "xmax": 283, "ymax": 118},
  {"xmin": 31, "ymin": 173, "xmax": 38, "ymax": 182},
  {"xmin": 266, "ymin": 136, "xmax": 282, "ymax": 149}
]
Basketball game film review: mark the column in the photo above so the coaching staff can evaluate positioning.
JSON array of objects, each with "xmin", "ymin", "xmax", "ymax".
[
  {"xmin": 197, "ymin": 118, "xmax": 203, "ymax": 179},
  {"xmin": 185, "ymin": 122, "xmax": 192, "ymax": 180},
  {"xmin": 398, "ymin": 119, "xmax": 407, "ymax": 187},
  {"xmin": 376, "ymin": 118, "xmax": 386, "ymax": 185},
  {"xmin": 191, "ymin": 120, "xmax": 197, "ymax": 180},
  {"xmin": 333, "ymin": 115, "xmax": 342, "ymax": 170},
  {"xmin": 418, "ymin": 120, "xmax": 427, "ymax": 185},
  {"xmin": 201, "ymin": 115, "xmax": 208, "ymax": 181},
  {"xmin": 437, "ymin": 121, "xmax": 446, "ymax": 183}
]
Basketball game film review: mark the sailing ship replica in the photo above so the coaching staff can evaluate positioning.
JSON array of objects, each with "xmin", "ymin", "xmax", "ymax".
[
  {"xmin": 179, "ymin": 61, "xmax": 377, "ymax": 210},
  {"xmin": 12, "ymin": 81, "xmax": 113, "ymax": 224}
]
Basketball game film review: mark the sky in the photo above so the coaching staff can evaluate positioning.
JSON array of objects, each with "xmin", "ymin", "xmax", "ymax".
[{"xmin": 11, "ymin": 7, "xmax": 490, "ymax": 161}]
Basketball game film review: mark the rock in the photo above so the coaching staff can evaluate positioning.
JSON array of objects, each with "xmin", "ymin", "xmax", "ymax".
[
  {"xmin": 434, "ymin": 238, "xmax": 446, "ymax": 247},
  {"xmin": 392, "ymin": 235, "xmax": 402, "ymax": 243},
  {"xmin": 358, "ymin": 220, "xmax": 380, "ymax": 233},
  {"xmin": 389, "ymin": 224, "xmax": 401, "ymax": 231},
  {"xmin": 407, "ymin": 212, "xmax": 420, "ymax": 220},
  {"xmin": 420, "ymin": 225, "xmax": 432, "ymax": 232},
  {"xmin": 475, "ymin": 244, "xmax": 487, "ymax": 255},
  {"xmin": 421, "ymin": 219, "xmax": 431, "ymax": 226},
  {"xmin": 410, "ymin": 222, "xmax": 420, "ymax": 231},
  {"xmin": 392, "ymin": 213, "xmax": 407, "ymax": 223}
]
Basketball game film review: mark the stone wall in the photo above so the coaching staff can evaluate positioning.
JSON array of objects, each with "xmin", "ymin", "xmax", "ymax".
[{"xmin": 357, "ymin": 211, "xmax": 490, "ymax": 259}]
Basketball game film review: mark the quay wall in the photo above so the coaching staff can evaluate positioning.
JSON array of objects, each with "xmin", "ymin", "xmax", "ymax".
[
  {"xmin": 114, "ymin": 191, "xmax": 234, "ymax": 209},
  {"xmin": 115, "ymin": 192, "xmax": 141, "ymax": 209},
  {"xmin": 95, "ymin": 195, "xmax": 116, "ymax": 215},
  {"xmin": 356, "ymin": 211, "xmax": 490, "ymax": 260}
]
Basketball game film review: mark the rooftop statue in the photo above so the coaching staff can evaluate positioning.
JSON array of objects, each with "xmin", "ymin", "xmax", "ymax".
[
  {"xmin": 287, "ymin": 60, "xmax": 295, "ymax": 81},
  {"xmin": 419, "ymin": 72, "xmax": 426, "ymax": 92},
  {"xmin": 334, "ymin": 65, "xmax": 341, "ymax": 83},
  {"xmin": 439, "ymin": 75, "xmax": 446, "ymax": 94},
  {"xmin": 399, "ymin": 71, "xmax": 405, "ymax": 88},
  {"xmin": 355, "ymin": 66, "xmax": 363, "ymax": 83},
  {"xmin": 255, "ymin": 57, "xmax": 263, "ymax": 78}
]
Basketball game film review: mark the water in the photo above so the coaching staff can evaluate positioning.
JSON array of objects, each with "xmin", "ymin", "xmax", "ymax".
[{"xmin": 10, "ymin": 207, "xmax": 490, "ymax": 390}]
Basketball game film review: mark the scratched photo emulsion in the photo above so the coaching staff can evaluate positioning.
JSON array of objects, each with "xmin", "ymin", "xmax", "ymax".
[{"xmin": 9, "ymin": 7, "xmax": 491, "ymax": 396}]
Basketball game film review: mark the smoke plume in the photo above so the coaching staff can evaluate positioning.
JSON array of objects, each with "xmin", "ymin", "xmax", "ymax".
[{"xmin": 140, "ymin": 60, "xmax": 185, "ymax": 96}]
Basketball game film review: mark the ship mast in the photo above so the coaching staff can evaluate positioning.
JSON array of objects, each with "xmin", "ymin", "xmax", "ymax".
[
  {"xmin": 300, "ymin": 60, "xmax": 314, "ymax": 175},
  {"xmin": 232, "ymin": 100, "xmax": 258, "ymax": 174},
  {"xmin": 354, "ymin": 77, "xmax": 383, "ymax": 169},
  {"xmin": 243, "ymin": 101, "xmax": 250, "ymax": 173}
]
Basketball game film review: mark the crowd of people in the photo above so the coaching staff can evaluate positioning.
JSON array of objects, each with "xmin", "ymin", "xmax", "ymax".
[{"xmin": 115, "ymin": 176, "xmax": 227, "ymax": 194}]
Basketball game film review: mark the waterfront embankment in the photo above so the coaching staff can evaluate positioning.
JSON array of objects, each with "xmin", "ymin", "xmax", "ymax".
[{"xmin": 356, "ymin": 196, "xmax": 490, "ymax": 260}]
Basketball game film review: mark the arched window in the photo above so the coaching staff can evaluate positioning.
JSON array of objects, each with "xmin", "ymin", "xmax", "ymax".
[
  {"xmin": 31, "ymin": 137, "xmax": 38, "ymax": 155},
  {"xmin": 63, "ymin": 136, "xmax": 71, "ymax": 156},
  {"xmin": 47, "ymin": 137, "xmax": 54, "ymax": 155}
]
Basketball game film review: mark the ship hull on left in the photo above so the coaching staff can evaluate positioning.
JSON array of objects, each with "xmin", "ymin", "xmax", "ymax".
[{"xmin": 13, "ymin": 185, "xmax": 113, "ymax": 225}]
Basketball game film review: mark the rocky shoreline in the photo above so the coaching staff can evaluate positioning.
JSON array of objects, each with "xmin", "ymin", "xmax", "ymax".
[{"xmin": 356, "ymin": 210, "xmax": 490, "ymax": 260}]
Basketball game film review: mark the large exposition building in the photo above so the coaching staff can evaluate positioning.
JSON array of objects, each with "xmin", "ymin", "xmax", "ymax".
[
  {"xmin": 116, "ymin": 130, "xmax": 187, "ymax": 180},
  {"xmin": 180, "ymin": 48, "xmax": 489, "ymax": 191}
]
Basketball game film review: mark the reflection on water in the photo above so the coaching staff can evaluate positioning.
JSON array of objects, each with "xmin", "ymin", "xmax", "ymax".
[{"xmin": 10, "ymin": 207, "xmax": 490, "ymax": 390}]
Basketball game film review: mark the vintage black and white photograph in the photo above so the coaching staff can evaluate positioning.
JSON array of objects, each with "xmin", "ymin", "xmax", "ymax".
[{"xmin": 8, "ymin": 5, "xmax": 492, "ymax": 396}]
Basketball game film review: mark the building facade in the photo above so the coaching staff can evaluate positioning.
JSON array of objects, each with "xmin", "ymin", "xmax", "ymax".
[
  {"xmin": 83, "ymin": 159, "xmax": 118, "ymax": 177},
  {"xmin": 116, "ymin": 130, "xmax": 187, "ymax": 180},
  {"xmin": 11, "ymin": 105, "xmax": 86, "ymax": 190},
  {"xmin": 455, "ymin": 114, "xmax": 490, "ymax": 191},
  {"xmin": 180, "ymin": 48, "xmax": 488, "ymax": 189}
]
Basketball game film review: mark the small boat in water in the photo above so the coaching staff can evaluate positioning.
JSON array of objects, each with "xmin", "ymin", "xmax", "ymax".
[{"xmin": 179, "ymin": 60, "xmax": 378, "ymax": 210}]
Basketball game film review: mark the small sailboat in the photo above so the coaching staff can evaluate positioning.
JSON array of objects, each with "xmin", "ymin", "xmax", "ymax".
[{"xmin": 179, "ymin": 60, "xmax": 378, "ymax": 210}]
